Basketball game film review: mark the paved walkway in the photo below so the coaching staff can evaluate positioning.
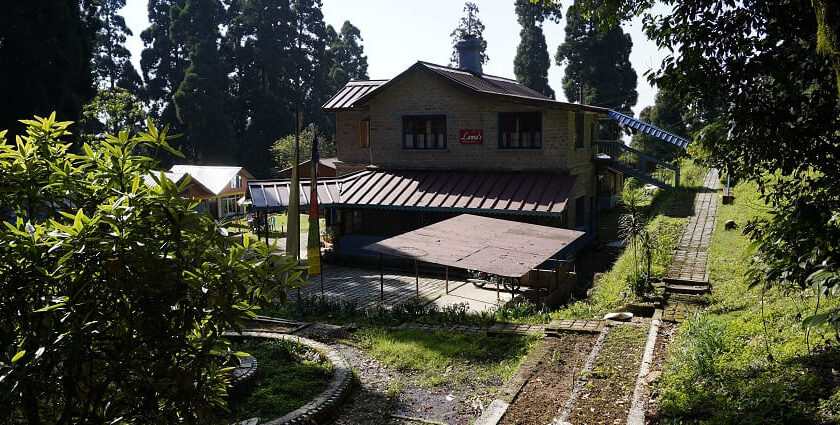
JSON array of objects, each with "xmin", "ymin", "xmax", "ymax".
[
  {"xmin": 662, "ymin": 168, "xmax": 720, "ymax": 322},
  {"xmin": 666, "ymin": 169, "xmax": 720, "ymax": 284},
  {"xmin": 294, "ymin": 265, "xmax": 513, "ymax": 312}
]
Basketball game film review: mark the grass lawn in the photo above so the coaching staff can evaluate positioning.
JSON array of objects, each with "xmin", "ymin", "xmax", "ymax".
[
  {"xmin": 225, "ymin": 338, "xmax": 333, "ymax": 422},
  {"xmin": 352, "ymin": 328, "xmax": 540, "ymax": 389},
  {"xmin": 654, "ymin": 181, "xmax": 840, "ymax": 424}
]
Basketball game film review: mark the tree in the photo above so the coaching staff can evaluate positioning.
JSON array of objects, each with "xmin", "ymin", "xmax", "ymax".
[
  {"xmin": 171, "ymin": 0, "xmax": 235, "ymax": 163},
  {"xmin": 449, "ymin": 2, "xmax": 489, "ymax": 67},
  {"xmin": 0, "ymin": 114, "xmax": 304, "ymax": 424},
  {"xmin": 630, "ymin": 88, "xmax": 686, "ymax": 161},
  {"xmin": 289, "ymin": 0, "xmax": 332, "ymax": 138},
  {"xmin": 513, "ymin": 0, "xmax": 556, "ymax": 98},
  {"xmin": 140, "ymin": 0, "xmax": 189, "ymax": 147},
  {"xmin": 555, "ymin": 6, "xmax": 637, "ymax": 112},
  {"xmin": 92, "ymin": 0, "xmax": 143, "ymax": 93},
  {"xmin": 270, "ymin": 127, "xmax": 336, "ymax": 174},
  {"xmin": 0, "ymin": 0, "xmax": 97, "ymax": 134},
  {"xmin": 327, "ymin": 21, "xmax": 370, "ymax": 92},
  {"xmin": 569, "ymin": 0, "xmax": 840, "ymax": 334},
  {"xmin": 80, "ymin": 87, "xmax": 147, "ymax": 143}
]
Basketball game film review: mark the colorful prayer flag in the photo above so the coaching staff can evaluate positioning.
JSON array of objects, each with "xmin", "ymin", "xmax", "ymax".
[{"xmin": 307, "ymin": 133, "xmax": 321, "ymax": 276}]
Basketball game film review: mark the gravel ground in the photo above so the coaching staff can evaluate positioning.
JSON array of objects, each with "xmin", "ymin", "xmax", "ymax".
[{"xmin": 331, "ymin": 344, "xmax": 494, "ymax": 425}]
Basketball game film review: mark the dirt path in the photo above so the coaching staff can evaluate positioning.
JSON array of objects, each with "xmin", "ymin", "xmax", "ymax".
[
  {"xmin": 332, "ymin": 345, "xmax": 494, "ymax": 425},
  {"xmin": 499, "ymin": 333, "xmax": 598, "ymax": 425},
  {"xmin": 564, "ymin": 324, "xmax": 650, "ymax": 425}
]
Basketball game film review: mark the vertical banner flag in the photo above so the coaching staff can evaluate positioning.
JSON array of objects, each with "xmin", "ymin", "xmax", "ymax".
[
  {"xmin": 307, "ymin": 133, "xmax": 322, "ymax": 276},
  {"xmin": 287, "ymin": 105, "xmax": 300, "ymax": 259}
]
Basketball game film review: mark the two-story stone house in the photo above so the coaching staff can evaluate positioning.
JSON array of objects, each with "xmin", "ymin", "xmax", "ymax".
[{"xmin": 319, "ymin": 41, "xmax": 615, "ymax": 242}]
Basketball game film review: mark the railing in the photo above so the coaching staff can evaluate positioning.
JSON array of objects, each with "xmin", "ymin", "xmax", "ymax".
[{"xmin": 594, "ymin": 140, "xmax": 680, "ymax": 188}]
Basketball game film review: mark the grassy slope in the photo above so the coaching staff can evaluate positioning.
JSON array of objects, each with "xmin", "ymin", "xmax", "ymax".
[
  {"xmin": 554, "ymin": 159, "xmax": 707, "ymax": 319},
  {"xmin": 656, "ymin": 181, "xmax": 840, "ymax": 424},
  {"xmin": 225, "ymin": 339, "xmax": 334, "ymax": 421},
  {"xmin": 353, "ymin": 329, "xmax": 540, "ymax": 389}
]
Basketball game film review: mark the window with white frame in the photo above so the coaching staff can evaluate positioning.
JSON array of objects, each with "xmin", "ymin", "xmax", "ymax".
[
  {"xmin": 498, "ymin": 112, "xmax": 541, "ymax": 149},
  {"xmin": 231, "ymin": 174, "xmax": 242, "ymax": 189},
  {"xmin": 221, "ymin": 196, "xmax": 240, "ymax": 216},
  {"xmin": 402, "ymin": 115, "xmax": 446, "ymax": 150}
]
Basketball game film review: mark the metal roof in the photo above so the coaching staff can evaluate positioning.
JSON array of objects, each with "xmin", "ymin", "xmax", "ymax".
[
  {"xmin": 363, "ymin": 214, "xmax": 586, "ymax": 277},
  {"xmin": 248, "ymin": 178, "xmax": 341, "ymax": 211},
  {"xmin": 323, "ymin": 62, "xmax": 609, "ymax": 113},
  {"xmin": 143, "ymin": 171, "xmax": 187, "ymax": 188},
  {"xmin": 339, "ymin": 169, "xmax": 576, "ymax": 214},
  {"xmin": 607, "ymin": 110, "xmax": 691, "ymax": 149},
  {"xmin": 322, "ymin": 80, "xmax": 387, "ymax": 111},
  {"xmin": 169, "ymin": 165, "xmax": 253, "ymax": 195},
  {"xmin": 248, "ymin": 169, "xmax": 577, "ymax": 216}
]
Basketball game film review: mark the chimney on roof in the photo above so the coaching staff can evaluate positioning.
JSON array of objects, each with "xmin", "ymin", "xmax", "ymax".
[{"xmin": 454, "ymin": 37, "xmax": 482, "ymax": 74}]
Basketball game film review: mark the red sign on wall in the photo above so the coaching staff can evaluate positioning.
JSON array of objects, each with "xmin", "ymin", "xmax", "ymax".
[{"xmin": 459, "ymin": 129, "xmax": 483, "ymax": 144}]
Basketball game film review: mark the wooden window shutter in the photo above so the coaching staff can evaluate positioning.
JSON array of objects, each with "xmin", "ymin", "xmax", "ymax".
[{"xmin": 359, "ymin": 119, "xmax": 370, "ymax": 148}]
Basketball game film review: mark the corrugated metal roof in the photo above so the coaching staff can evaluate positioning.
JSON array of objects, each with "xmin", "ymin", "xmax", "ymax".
[
  {"xmin": 143, "ymin": 171, "xmax": 187, "ymax": 188},
  {"xmin": 248, "ymin": 169, "xmax": 576, "ymax": 215},
  {"xmin": 169, "ymin": 165, "xmax": 251, "ymax": 195},
  {"xmin": 607, "ymin": 110, "xmax": 690, "ymax": 149},
  {"xmin": 322, "ymin": 80, "xmax": 387, "ymax": 110},
  {"xmin": 421, "ymin": 62, "xmax": 554, "ymax": 101},
  {"xmin": 248, "ymin": 178, "xmax": 342, "ymax": 210},
  {"xmin": 324, "ymin": 62, "xmax": 609, "ymax": 113},
  {"xmin": 363, "ymin": 214, "xmax": 585, "ymax": 277}
]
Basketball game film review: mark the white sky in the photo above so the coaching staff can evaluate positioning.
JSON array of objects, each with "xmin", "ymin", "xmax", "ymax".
[{"xmin": 121, "ymin": 0, "xmax": 671, "ymax": 116}]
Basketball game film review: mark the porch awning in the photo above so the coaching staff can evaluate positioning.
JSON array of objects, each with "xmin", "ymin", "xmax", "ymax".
[
  {"xmin": 248, "ymin": 169, "xmax": 577, "ymax": 216},
  {"xmin": 607, "ymin": 110, "xmax": 690, "ymax": 149},
  {"xmin": 362, "ymin": 214, "xmax": 586, "ymax": 278}
]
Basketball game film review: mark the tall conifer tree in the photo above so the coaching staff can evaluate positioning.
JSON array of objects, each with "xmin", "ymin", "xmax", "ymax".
[
  {"xmin": 556, "ymin": 7, "xmax": 637, "ymax": 112},
  {"xmin": 140, "ymin": 0, "xmax": 188, "ymax": 137},
  {"xmin": 92, "ymin": 0, "xmax": 143, "ymax": 93},
  {"xmin": 513, "ymin": 0, "xmax": 556, "ymax": 98},
  {"xmin": 171, "ymin": 0, "xmax": 235, "ymax": 163},
  {"xmin": 449, "ymin": 2, "xmax": 489, "ymax": 67},
  {"xmin": 0, "ymin": 0, "xmax": 97, "ymax": 133}
]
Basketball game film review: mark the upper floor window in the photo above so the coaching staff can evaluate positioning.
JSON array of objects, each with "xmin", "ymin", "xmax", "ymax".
[
  {"xmin": 499, "ymin": 112, "xmax": 541, "ymax": 149},
  {"xmin": 231, "ymin": 174, "xmax": 242, "ymax": 189},
  {"xmin": 403, "ymin": 115, "xmax": 446, "ymax": 150},
  {"xmin": 575, "ymin": 111, "xmax": 584, "ymax": 149}
]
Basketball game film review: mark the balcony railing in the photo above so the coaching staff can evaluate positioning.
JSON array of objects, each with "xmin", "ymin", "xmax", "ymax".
[{"xmin": 594, "ymin": 140, "xmax": 680, "ymax": 188}]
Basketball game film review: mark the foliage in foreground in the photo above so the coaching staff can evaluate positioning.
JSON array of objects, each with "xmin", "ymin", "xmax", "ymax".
[
  {"xmin": 0, "ymin": 115, "xmax": 304, "ymax": 424},
  {"xmin": 226, "ymin": 339, "xmax": 333, "ymax": 421},
  {"xmin": 657, "ymin": 181, "xmax": 840, "ymax": 424},
  {"xmin": 354, "ymin": 328, "xmax": 539, "ymax": 389}
]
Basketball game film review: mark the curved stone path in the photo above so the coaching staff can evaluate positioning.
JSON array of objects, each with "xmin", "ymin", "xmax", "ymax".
[{"xmin": 233, "ymin": 331, "xmax": 354, "ymax": 425}]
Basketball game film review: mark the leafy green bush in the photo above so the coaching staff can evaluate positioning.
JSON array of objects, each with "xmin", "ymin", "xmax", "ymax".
[{"xmin": 0, "ymin": 115, "xmax": 304, "ymax": 424}]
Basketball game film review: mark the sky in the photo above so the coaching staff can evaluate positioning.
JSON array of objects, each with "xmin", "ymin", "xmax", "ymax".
[{"xmin": 120, "ymin": 0, "xmax": 672, "ymax": 116}]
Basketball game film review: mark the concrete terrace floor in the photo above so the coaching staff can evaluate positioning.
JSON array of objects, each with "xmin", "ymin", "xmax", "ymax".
[{"xmin": 292, "ymin": 265, "xmax": 515, "ymax": 313}]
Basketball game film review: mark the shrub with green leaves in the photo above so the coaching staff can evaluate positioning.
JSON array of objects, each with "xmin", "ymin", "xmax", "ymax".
[{"xmin": 0, "ymin": 114, "xmax": 304, "ymax": 424}]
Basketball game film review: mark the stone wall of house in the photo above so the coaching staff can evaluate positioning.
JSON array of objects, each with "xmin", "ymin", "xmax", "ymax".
[
  {"xmin": 330, "ymin": 70, "xmax": 604, "ymax": 227},
  {"xmin": 333, "ymin": 71, "xmax": 601, "ymax": 173}
]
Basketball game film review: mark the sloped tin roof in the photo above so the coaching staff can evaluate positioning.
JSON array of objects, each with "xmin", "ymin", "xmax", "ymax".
[
  {"xmin": 169, "ymin": 165, "xmax": 251, "ymax": 195},
  {"xmin": 322, "ymin": 61, "xmax": 609, "ymax": 113},
  {"xmin": 248, "ymin": 169, "xmax": 577, "ymax": 215},
  {"xmin": 363, "ymin": 214, "xmax": 586, "ymax": 277},
  {"xmin": 322, "ymin": 80, "xmax": 387, "ymax": 110}
]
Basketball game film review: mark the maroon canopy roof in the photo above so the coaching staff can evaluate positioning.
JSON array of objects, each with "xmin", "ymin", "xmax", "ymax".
[
  {"xmin": 363, "ymin": 214, "xmax": 585, "ymax": 278},
  {"xmin": 248, "ymin": 169, "xmax": 576, "ymax": 215}
]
